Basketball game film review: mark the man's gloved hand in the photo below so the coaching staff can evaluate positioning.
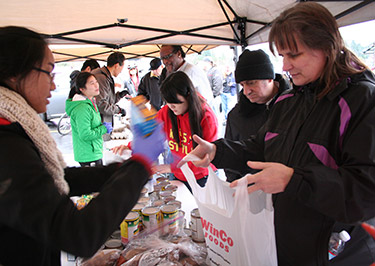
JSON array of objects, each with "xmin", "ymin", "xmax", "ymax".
[
  {"xmin": 119, "ymin": 90, "xmax": 130, "ymax": 98},
  {"xmin": 132, "ymin": 123, "xmax": 166, "ymax": 165},
  {"xmin": 103, "ymin": 122, "xmax": 113, "ymax": 134}
]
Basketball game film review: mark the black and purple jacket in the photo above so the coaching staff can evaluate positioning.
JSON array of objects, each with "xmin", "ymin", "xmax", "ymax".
[{"xmin": 213, "ymin": 70, "xmax": 375, "ymax": 266}]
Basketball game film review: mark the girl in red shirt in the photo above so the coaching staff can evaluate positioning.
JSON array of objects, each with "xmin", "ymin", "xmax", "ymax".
[{"xmin": 154, "ymin": 71, "xmax": 218, "ymax": 191}]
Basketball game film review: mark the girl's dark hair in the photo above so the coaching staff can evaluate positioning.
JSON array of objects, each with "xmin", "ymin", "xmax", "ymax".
[
  {"xmin": 269, "ymin": 2, "xmax": 367, "ymax": 99},
  {"xmin": 160, "ymin": 71, "xmax": 205, "ymax": 147},
  {"xmin": 68, "ymin": 72, "xmax": 95, "ymax": 98},
  {"xmin": 0, "ymin": 26, "xmax": 47, "ymax": 88}
]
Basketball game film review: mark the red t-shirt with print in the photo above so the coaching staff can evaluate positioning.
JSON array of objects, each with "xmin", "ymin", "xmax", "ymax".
[{"xmin": 157, "ymin": 102, "xmax": 218, "ymax": 181}]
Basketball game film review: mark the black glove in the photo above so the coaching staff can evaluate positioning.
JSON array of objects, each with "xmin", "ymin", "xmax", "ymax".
[{"xmin": 119, "ymin": 90, "xmax": 130, "ymax": 98}]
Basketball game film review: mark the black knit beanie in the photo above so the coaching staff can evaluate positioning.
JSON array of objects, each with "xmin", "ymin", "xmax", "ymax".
[{"xmin": 235, "ymin": 49, "xmax": 275, "ymax": 83}]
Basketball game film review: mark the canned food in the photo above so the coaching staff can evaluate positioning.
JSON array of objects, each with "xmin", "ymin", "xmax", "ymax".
[
  {"xmin": 156, "ymin": 176, "xmax": 169, "ymax": 183},
  {"xmin": 152, "ymin": 199, "xmax": 165, "ymax": 207},
  {"xmin": 159, "ymin": 190, "xmax": 173, "ymax": 198},
  {"xmin": 162, "ymin": 195, "xmax": 176, "ymax": 203},
  {"xmin": 110, "ymin": 230, "xmax": 121, "ymax": 239},
  {"xmin": 190, "ymin": 208, "xmax": 205, "ymax": 243},
  {"xmin": 167, "ymin": 200, "xmax": 181, "ymax": 209},
  {"xmin": 132, "ymin": 202, "xmax": 146, "ymax": 215},
  {"xmin": 164, "ymin": 184, "xmax": 178, "ymax": 193},
  {"xmin": 153, "ymin": 184, "xmax": 162, "ymax": 193},
  {"xmin": 120, "ymin": 211, "xmax": 140, "ymax": 245},
  {"xmin": 105, "ymin": 239, "xmax": 122, "ymax": 249},
  {"xmin": 159, "ymin": 181, "xmax": 170, "ymax": 190},
  {"xmin": 160, "ymin": 204, "xmax": 179, "ymax": 234},
  {"xmin": 141, "ymin": 206, "xmax": 161, "ymax": 229},
  {"xmin": 138, "ymin": 196, "xmax": 150, "ymax": 206},
  {"xmin": 178, "ymin": 210, "xmax": 186, "ymax": 231},
  {"xmin": 140, "ymin": 187, "xmax": 148, "ymax": 197}
]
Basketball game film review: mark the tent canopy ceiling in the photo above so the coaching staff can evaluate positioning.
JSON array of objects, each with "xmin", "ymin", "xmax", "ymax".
[{"xmin": 1, "ymin": 0, "xmax": 374, "ymax": 62}]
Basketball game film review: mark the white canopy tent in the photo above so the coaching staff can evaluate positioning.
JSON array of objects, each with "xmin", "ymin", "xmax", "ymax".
[{"xmin": 1, "ymin": 0, "xmax": 374, "ymax": 62}]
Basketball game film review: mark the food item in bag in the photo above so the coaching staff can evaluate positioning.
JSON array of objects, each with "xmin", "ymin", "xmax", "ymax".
[{"xmin": 130, "ymin": 95, "xmax": 157, "ymax": 137}]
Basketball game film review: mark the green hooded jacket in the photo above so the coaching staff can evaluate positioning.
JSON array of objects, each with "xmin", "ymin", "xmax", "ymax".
[{"xmin": 65, "ymin": 95, "xmax": 107, "ymax": 163}]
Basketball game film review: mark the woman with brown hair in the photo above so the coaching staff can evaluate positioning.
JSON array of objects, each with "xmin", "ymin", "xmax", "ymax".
[{"xmin": 182, "ymin": 2, "xmax": 375, "ymax": 265}]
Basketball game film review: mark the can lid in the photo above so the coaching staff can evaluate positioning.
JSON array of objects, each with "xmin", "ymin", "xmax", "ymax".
[
  {"xmin": 138, "ymin": 197, "xmax": 150, "ymax": 204},
  {"xmin": 142, "ymin": 206, "xmax": 160, "ymax": 215},
  {"xmin": 132, "ymin": 202, "xmax": 146, "ymax": 211},
  {"xmin": 167, "ymin": 200, "xmax": 181, "ymax": 208},
  {"xmin": 161, "ymin": 204, "xmax": 178, "ymax": 213},
  {"xmin": 105, "ymin": 239, "xmax": 122, "ymax": 249},
  {"xmin": 125, "ymin": 211, "xmax": 139, "ymax": 221},
  {"xmin": 191, "ymin": 208, "xmax": 200, "ymax": 218},
  {"xmin": 152, "ymin": 199, "xmax": 165, "ymax": 207}
]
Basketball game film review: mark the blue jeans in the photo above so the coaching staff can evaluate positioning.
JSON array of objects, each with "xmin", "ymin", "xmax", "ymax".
[{"xmin": 221, "ymin": 93, "xmax": 235, "ymax": 120}]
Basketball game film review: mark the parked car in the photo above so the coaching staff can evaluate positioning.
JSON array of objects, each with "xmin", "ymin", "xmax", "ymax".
[{"xmin": 42, "ymin": 69, "xmax": 72, "ymax": 121}]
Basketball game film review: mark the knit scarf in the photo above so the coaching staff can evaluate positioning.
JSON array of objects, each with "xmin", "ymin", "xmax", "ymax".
[{"xmin": 0, "ymin": 86, "xmax": 69, "ymax": 194}]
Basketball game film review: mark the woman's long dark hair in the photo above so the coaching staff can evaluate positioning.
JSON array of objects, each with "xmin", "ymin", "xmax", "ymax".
[
  {"xmin": 160, "ymin": 71, "xmax": 205, "ymax": 147},
  {"xmin": 68, "ymin": 72, "xmax": 94, "ymax": 98}
]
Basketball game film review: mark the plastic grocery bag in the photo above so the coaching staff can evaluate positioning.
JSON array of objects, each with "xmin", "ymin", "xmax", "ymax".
[{"xmin": 180, "ymin": 154, "xmax": 278, "ymax": 266}]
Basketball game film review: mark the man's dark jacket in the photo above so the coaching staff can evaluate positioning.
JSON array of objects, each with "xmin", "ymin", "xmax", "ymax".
[{"xmin": 224, "ymin": 74, "xmax": 290, "ymax": 181}]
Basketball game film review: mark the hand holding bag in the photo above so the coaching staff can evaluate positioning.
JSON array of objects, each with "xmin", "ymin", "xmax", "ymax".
[{"xmin": 180, "ymin": 154, "xmax": 277, "ymax": 266}]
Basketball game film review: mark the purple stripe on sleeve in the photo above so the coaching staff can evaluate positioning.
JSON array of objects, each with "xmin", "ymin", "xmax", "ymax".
[
  {"xmin": 338, "ymin": 97, "xmax": 351, "ymax": 149},
  {"xmin": 265, "ymin": 132, "xmax": 279, "ymax": 142},
  {"xmin": 308, "ymin": 143, "xmax": 338, "ymax": 170},
  {"xmin": 275, "ymin": 94, "xmax": 294, "ymax": 104}
]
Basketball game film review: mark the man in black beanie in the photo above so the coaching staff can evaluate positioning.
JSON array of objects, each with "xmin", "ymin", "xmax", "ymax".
[{"xmin": 224, "ymin": 49, "xmax": 290, "ymax": 181}]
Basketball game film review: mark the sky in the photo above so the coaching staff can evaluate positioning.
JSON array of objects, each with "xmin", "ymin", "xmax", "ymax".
[{"xmin": 339, "ymin": 20, "xmax": 375, "ymax": 47}]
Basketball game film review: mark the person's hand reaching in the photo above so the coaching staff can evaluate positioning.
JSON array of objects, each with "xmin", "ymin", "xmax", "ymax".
[
  {"xmin": 176, "ymin": 135, "xmax": 216, "ymax": 168},
  {"xmin": 103, "ymin": 122, "xmax": 113, "ymax": 134},
  {"xmin": 132, "ymin": 123, "xmax": 166, "ymax": 165}
]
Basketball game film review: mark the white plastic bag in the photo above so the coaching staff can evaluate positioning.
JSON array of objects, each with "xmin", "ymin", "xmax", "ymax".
[{"xmin": 180, "ymin": 155, "xmax": 278, "ymax": 266}]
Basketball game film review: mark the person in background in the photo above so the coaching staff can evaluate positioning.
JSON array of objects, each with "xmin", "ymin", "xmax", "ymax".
[
  {"xmin": 124, "ymin": 63, "xmax": 140, "ymax": 97},
  {"xmin": 154, "ymin": 71, "xmax": 218, "ymax": 192},
  {"xmin": 65, "ymin": 72, "xmax": 109, "ymax": 167},
  {"xmin": 221, "ymin": 65, "xmax": 237, "ymax": 122},
  {"xmin": 202, "ymin": 56, "xmax": 223, "ymax": 119},
  {"xmin": 0, "ymin": 26, "xmax": 165, "ymax": 265},
  {"xmin": 137, "ymin": 58, "xmax": 164, "ymax": 110},
  {"xmin": 224, "ymin": 49, "xmax": 290, "ymax": 182},
  {"xmin": 92, "ymin": 52, "xmax": 128, "ymax": 139},
  {"xmin": 68, "ymin": 59, "xmax": 100, "ymax": 99},
  {"xmin": 179, "ymin": 2, "xmax": 375, "ymax": 265},
  {"xmin": 159, "ymin": 45, "xmax": 214, "ymax": 106}
]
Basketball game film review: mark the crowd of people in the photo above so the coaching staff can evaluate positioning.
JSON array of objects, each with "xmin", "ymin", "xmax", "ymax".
[{"xmin": 1, "ymin": 2, "xmax": 375, "ymax": 266}]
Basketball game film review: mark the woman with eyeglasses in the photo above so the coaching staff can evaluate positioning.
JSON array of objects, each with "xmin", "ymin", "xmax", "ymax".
[
  {"xmin": 0, "ymin": 26, "xmax": 165, "ymax": 265},
  {"xmin": 65, "ymin": 72, "xmax": 109, "ymax": 167}
]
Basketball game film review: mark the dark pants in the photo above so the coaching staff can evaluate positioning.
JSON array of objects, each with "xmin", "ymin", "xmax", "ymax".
[{"xmin": 79, "ymin": 159, "xmax": 103, "ymax": 167}]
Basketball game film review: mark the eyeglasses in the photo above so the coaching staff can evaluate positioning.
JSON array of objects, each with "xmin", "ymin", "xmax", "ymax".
[
  {"xmin": 160, "ymin": 51, "xmax": 176, "ymax": 60},
  {"xmin": 33, "ymin": 67, "xmax": 56, "ymax": 83}
]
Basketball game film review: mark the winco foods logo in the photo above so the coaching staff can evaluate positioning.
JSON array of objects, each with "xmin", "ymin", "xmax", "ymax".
[{"xmin": 201, "ymin": 218, "xmax": 234, "ymax": 252}]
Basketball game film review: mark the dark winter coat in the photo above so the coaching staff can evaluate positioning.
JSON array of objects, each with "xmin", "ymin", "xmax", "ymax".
[
  {"xmin": 137, "ymin": 71, "xmax": 163, "ymax": 110},
  {"xmin": 224, "ymin": 74, "xmax": 290, "ymax": 181},
  {"xmin": 213, "ymin": 70, "xmax": 375, "ymax": 265},
  {"xmin": 0, "ymin": 121, "xmax": 149, "ymax": 265}
]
